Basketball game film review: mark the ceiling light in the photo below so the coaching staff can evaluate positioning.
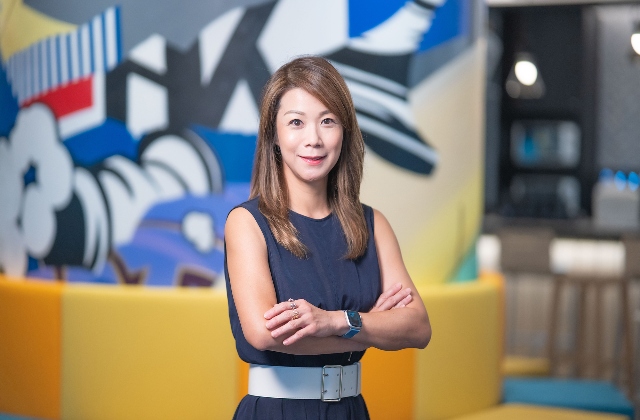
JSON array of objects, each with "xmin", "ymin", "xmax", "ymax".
[
  {"xmin": 505, "ymin": 52, "xmax": 545, "ymax": 99},
  {"xmin": 514, "ymin": 60, "xmax": 538, "ymax": 86},
  {"xmin": 632, "ymin": 23, "xmax": 640, "ymax": 56}
]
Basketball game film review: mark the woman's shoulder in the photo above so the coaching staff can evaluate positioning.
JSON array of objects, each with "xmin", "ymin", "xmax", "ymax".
[
  {"xmin": 359, "ymin": 202, "xmax": 378, "ymax": 222},
  {"xmin": 235, "ymin": 196, "xmax": 260, "ymax": 212},
  {"xmin": 225, "ymin": 199, "xmax": 267, "ymax": 245},
  {"xmin": 359, "ymin": 204, "xmax": 393, "ymax": 233}
]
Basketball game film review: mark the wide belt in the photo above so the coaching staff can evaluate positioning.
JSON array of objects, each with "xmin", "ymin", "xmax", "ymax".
[{"xmin": 248, "ymin": 363, "xmax": 361, "ymax": 402}]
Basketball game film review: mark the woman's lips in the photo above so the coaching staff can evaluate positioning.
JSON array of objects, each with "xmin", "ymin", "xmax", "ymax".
[{"xmin": 299, "ymin": 155, "xmax": 326, "ymax": 166}]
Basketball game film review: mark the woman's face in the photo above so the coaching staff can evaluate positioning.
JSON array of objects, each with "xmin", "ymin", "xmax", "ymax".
[{"xmin": 275, "ymin": 88, "xmax": 343, "ymax": 188}]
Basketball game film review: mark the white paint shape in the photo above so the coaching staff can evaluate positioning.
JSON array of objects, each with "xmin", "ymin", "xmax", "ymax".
[
  {"xmin": 81, "ymin": 24, "xmax": 91, "ymax": 76},
  {"xmin": 140, "ymin": 134, "xmax": 210, "ymax": 196},
  {"xmin": 199, "ymin": 7, "xmax": 245, "ymax": 85},
  {"xmin": 126, "ymin": 73, "xmax": 168, "ymax": 139},
  {"xmin": 59, "ymin": 34, "xmax": 69, "ymax": 85},
  {"xmin": 74, "ymin": 167, "xmax": 110, "ymax": 271},
  {"xmin": 129, "ymin": 33, "xmax": 167, "ymax": 75},
  {"xmin": 105, "ymin": 7, "xmax": 118, "ymax": 69},
  {"xmin": 92, "ymin": 14, "xmax": 104, "ymax": 72},
  {"xmin": 219, "ymin": 79, "xmax": 259, "ymax": 134},
  {"xmin": 257, "ymin": 0, "xmax": 348, "ymax": 73},
  {"xmin": 349, "ymin": 1, "xmax": 437, "ymax": 55},
  {"xmin": 183, "ymin": 212, "xmax": 215, "ymax": 253}
]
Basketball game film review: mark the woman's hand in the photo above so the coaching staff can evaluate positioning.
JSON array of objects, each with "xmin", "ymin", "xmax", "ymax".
[
  {"xmin": 264, "ymin": 300, "xmax": 344, "ymax": 346},
  {"xmin": 264, "ymin": 285, "xmax": 412, "ymax": 346},
  {"xmin": 369, "ymin": 283, "xmax": 413, "ymax": 313}
]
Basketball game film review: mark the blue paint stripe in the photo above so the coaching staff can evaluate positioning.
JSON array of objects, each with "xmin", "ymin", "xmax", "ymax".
[
  {"xmin": 88, "ymin": 21, "xmax": 94, "ymax": 73},
  {"xmin": 77, "ymin": 29, "xmax": 83, "ymax": 77},
  {"xmin": 115, "ymin": 6, "xmax": 122, "ymax": 63},
  {"xmin": 101, "ymin": 12, "xmax": 107, "ymax": 71},
  {"xmin": 66, "ymin": 34, "xmax": 73, "ymax": 82},
  {"xmin": 31, "ymin": 45, "xmax": 37, "ymax": 97},
  {"xmin": 56, "ymin": 36, "xmax": 62, "ymax": 86},
  {"xmin": 45, "ymin": 39, "xmax": 52, "ymax": 90}
]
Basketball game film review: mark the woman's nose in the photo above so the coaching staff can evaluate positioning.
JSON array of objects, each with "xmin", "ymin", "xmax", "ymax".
[{"xmin": 306, "ymin": 124, "xmax": 322, "ymax": 147}]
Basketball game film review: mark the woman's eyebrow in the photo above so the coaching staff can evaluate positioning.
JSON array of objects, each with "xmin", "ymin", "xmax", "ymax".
[{"xmin": 282, "ymin": 109, "xmax": 333, "ymax": 117}]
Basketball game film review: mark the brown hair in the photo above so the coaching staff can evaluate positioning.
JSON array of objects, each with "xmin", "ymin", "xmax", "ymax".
[{"xmin": 249, "ymin": 56, "xmax": 367, "ymax": 259}]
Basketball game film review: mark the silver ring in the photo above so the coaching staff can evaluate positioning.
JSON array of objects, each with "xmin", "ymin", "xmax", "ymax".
[{"xmin": 288, "ymin": 298, "xmax": 297, "ymax": 310}]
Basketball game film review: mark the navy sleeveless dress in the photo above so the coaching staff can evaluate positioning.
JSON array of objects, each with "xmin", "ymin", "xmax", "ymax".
[{"xmin": 224, "ymin": 197, "xmax": 381, "ymax": 420}]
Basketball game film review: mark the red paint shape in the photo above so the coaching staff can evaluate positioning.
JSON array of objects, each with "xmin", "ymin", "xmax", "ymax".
[{"xmin": 22, "ymin": 77, "xmax": 94, "ymax": 119}]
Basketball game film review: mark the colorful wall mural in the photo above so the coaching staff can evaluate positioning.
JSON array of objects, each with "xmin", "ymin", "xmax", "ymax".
[
  {"xmin": 0, "ymin": 1, "xmax": 487, "ymax": 419},
  {"xmin": 0, "ymin": 0, "xmax": 484, "ymax": 286}
]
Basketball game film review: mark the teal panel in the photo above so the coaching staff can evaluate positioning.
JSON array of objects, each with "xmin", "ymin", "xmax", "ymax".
[{"xmin": 451, "ymin": 241, "xmax": 478, "ymax": 282}]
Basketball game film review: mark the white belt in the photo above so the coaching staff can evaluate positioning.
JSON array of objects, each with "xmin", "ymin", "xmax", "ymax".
[{"xmin": 248, "ymin": 363, "xmax": 361, "ymax": 402}]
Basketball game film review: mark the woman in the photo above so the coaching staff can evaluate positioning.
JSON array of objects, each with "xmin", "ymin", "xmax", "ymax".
[{"xmin": 224, "ymin": 56, "xmax": 431, "ymax": 419}]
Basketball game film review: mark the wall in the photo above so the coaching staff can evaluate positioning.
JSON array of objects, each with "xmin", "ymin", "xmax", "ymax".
[
  {"xmin": 0, "ymin": 0, "xmax": 486, "ymax": 286},
  {"xmin": 594, "ymin": 4, "xmax": 640, "ymax": 173}
]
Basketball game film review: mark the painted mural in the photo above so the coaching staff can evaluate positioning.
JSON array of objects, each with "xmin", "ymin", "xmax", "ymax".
[{"xmin": 0, "ymin": 0, "xmax": 479, "ymax": 286}]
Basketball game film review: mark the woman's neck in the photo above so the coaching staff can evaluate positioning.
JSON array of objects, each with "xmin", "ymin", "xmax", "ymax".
[{"xmin": 286, "ymin": 176, "xmax": 331, "ymax": 219}]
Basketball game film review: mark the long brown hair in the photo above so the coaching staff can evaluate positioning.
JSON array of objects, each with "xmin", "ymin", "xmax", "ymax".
[{"xmin": 250, "ymin": 56, "xmax": 367, "ymax": 259}]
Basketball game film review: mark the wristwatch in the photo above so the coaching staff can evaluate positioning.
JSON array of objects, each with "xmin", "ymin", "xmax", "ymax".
[{"xmin": 342, "ymin": 310, "xmax": 362, "ymax": 338}]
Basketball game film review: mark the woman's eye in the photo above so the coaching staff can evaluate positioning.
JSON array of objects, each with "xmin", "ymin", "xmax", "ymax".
[
  {"xmin": 289, "ymin": 119, "xmax": 303, "ymax": 126},
  {"xmin": 321, "ymin": 118, "xmax": 336, "ymax": 125}
]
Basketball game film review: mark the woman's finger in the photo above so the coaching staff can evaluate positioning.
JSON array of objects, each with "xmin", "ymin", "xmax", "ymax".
[
  {"xmin": 394, "ymin": 293, "xmax": 413, "ymax": 309},
  {"xmin": 264, "ymin": 299, "xmax": 301, "ymax": 320},
  {"xmin": 266, "ymin": 308, "xmax": 301, "ymax": 331},
  {"xmin": 282, "ymin": 324, "xmax": 314, "ymax": 346},
  {"xmin": 373, "ymin": 283, "xmax": 402, "ymax": 309},
  {"xmin": 376, "ymin": 287, "xmax": 412, "ymax": 311}
]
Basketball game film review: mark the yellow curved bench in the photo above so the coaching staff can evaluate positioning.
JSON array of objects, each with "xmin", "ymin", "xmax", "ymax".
[{"xmin": 0, "ymin": 274, "xmax": 626, "ymax": 420}]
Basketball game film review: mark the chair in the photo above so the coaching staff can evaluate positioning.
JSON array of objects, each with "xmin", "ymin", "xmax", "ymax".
[
  {"xmin": 503, "ymin": 236, "xmax": 637, "ymax": 419},
  {"xmin": 622, "ymin": 235, "xmax": 640, "ymax": 409},
  {"xmin": 498, "ymin": 227, "xmax": 555, "ymax": 374}
]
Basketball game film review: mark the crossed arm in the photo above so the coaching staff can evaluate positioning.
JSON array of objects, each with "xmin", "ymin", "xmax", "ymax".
[{"xmin": 225, "ymin": 207, "xmax": 431, "ymax": 355}]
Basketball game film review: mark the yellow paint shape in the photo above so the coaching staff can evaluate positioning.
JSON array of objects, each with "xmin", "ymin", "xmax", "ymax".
[
  {"xmin": 361, "ymin": 41, "xmax": 487, "ymax": 285},
  {"xmin": 0, "ymin": 1, "xmax": 75, "ymax": 60},
  {"xmin": 62, "ymin": 285, "xmax": 238, "ymax": 420},
  {"xmin": 0, "ymin": 276, "xmax": 62, "ymax": 419},
  {"xmin": 451, "ymin": 404, "xmax": 628, "ymax": 420},
  {"xmin": 415, "ymin": 279, "xmax": 501, "ymax": 419}
]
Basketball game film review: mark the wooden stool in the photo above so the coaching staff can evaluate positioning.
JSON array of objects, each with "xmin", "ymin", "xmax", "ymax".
[{"xmin": 547, "ymin": 273, "xmax": 635, "ymax": 399}]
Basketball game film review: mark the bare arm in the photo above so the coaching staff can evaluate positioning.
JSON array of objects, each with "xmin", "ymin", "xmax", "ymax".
[
  {"xmin": 225, "ymin": 207, "xmax": 368, "ymax": 354},
  {"xmin": 351, "ymin": 210, "xmax": 432, "ymax": 350},
  {"xmin": 267, "ymin": 209, "xmax": 431, "ymax": 351}
]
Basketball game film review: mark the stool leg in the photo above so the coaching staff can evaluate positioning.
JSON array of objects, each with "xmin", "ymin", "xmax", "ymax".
[
  {"xmin": 576, "ymin": 283, "xmax": 588, "ymax": 378},
  {"xmin": 620, "ymin": 280, "xmax": 635, "ymax": 399},
  {"xmin": 594, "ymin": 282, "xmax": 602, "ymax": 379},
  {"xmin": 548, "ymin": 276, "xmax": 562, "ymax": 375}
]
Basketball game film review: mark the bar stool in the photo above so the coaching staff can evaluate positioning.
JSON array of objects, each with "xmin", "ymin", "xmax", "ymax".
[
  {"xmin": 498, "ymin": 227, "xmax": 554, "ymax": 375},
  {"xmin": 503, "ymin": 236, "xmax": 636, "ymax": 419}
]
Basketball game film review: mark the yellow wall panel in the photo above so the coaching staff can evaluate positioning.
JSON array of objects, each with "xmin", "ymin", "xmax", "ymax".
[
  {"xmin": 361, "ymin": 348, "xmax": 415, "ymax": 420},
  {"xmin": 415, "ymin": 280, "xmax": 501, "ymax": 419},
  {"xmin": 0, "ymin": 277, "xmax": 62, "ymax": 419},
  {"xmin": 62, "ymin": 285, "xmax": 237, "ymax": 420}
]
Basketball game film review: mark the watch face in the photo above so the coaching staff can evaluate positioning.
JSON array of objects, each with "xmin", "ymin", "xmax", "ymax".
[{"xmin": 346, "ymin": 311, "xmax": 362, "ymax": 328}]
